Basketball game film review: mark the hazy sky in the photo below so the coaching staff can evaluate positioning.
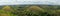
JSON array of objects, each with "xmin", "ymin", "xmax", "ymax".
[{"xmin": 0, "ymin": 0, "xmax": 60, "ymax": 5}]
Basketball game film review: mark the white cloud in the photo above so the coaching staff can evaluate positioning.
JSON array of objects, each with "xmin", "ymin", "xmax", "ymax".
[{"xmin": 0, "ymin": 0, "xmax": 60, "ymax": 5}]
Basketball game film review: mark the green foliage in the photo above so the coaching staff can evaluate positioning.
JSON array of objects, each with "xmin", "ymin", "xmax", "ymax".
[{"xmin": 0, "ymin": 5, "xmax": 60, "ymax": 16}]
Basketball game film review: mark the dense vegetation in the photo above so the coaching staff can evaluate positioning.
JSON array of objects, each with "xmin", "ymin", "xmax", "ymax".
[{"xmin": 0, "ymin": 5, "xmax": 60, "ymax": 16}]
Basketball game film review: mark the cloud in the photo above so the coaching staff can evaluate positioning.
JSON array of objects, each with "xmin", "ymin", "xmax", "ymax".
[{"xmin": 0, "ymin": 0, "xmax": 60, "ymax": 5}]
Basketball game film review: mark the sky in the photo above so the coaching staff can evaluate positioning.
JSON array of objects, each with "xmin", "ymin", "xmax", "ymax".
[{"xmin": 0, "ymin": 0, "xmax": 60, "ymax": 5}]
